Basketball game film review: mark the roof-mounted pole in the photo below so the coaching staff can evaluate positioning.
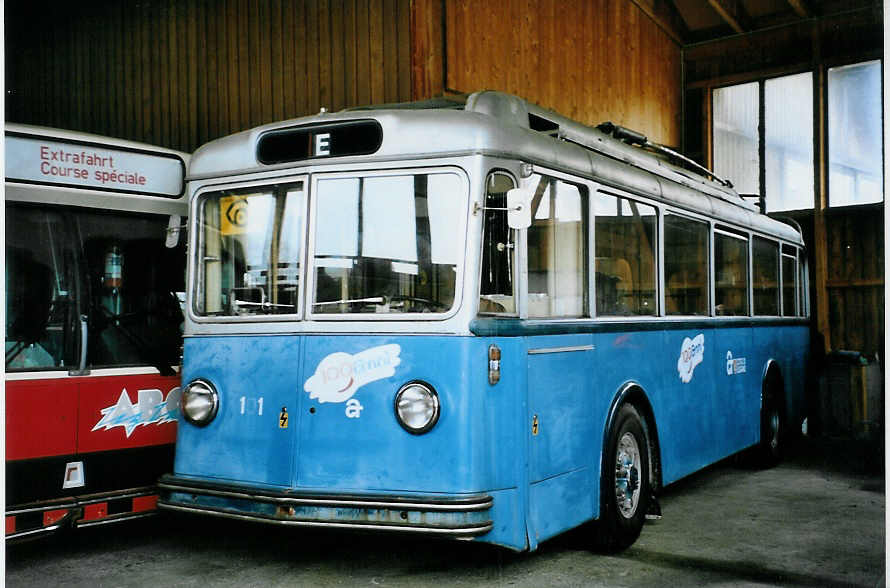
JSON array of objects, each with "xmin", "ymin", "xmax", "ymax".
[{"xmin": 596, "ymin": 122, "xmax": 734, "ymax": 189}]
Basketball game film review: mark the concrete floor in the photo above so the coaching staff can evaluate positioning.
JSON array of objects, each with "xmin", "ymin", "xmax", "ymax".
[{"xmin": 6, "ymin": 436, "xmax": 885, "ymax": 587}]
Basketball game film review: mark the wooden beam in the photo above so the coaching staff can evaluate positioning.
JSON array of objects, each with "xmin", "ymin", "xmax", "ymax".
[
  {"xmin": 687, "ymin": 61, "xmax": 813, "ymax": 89},
  {"xmin": 786, "ymin": 0, "xmax": 810, "ymax": 19},
  {"xmin": 826, "ymin": 278, "xmax": 885, "ymax": 288},
  {"xmin": 628, "ymin": 0, "xmax": 688, "ymax": 46},
  {"xmin": 702, "ymin": 87, "xmax": 712, "ymax": 169},
  {"xmin": 813, "ymin": 39, "xmax": 830, "ymax": 354},
  {"xmin": 707, "ymin": 0, "xmax": 752, "ymax": 34}
]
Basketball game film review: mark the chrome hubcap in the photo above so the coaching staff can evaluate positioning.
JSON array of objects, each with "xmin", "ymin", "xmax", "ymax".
[{"xmin": 615, "ymin": 432, "xmax": 642, "ymax": 518}]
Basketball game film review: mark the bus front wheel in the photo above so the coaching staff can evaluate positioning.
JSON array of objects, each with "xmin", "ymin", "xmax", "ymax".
[{"xmin": 590, "ymin": 403, "xmax": 651, "ymax": 552}]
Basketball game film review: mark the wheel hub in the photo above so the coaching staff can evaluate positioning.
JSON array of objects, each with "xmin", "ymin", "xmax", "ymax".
[{"xmin": 615, "ymin": 432, "xmax": 642, "ymax": 519}]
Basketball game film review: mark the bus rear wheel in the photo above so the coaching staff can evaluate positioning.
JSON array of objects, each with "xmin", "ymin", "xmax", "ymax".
[
  {"xmin": 754, "ymin": 389, "xmax": 784, "ymax": 467},
  {"xmin": 590, "ymin": 403, "xmax": 650, "ymax": 552}
]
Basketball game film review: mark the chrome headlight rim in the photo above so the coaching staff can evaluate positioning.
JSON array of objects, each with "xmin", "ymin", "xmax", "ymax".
[
  {"xmin": 180, "ymin": 378, "xmax": 219, "ymax": 427},
  {"xmin": 394, "ymin": 380, "xmax": 440, "ymax": 435}
]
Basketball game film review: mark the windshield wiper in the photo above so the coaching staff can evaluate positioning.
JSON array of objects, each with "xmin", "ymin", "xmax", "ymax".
[
  {"xmin": 313, "ymin": 296, "xmax": 386, "ymax": 307},
  {"xmin": 232, "ymin": 300, "xmax": 295, "ymax": 313}
]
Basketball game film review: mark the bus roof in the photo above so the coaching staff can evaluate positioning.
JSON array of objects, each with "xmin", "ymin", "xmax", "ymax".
[{"xmin": 187, "ymin": 91, "xmax": 803, "ymax": 245}]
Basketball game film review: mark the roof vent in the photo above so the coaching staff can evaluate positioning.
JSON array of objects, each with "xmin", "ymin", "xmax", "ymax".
[{"xmin": 529, "ymin": 113, "xmax": 559, "ymax": 134}]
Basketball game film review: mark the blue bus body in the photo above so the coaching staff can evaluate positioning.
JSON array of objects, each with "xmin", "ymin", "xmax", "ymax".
[
  {"xmin": 161, "ymin": 91, "xmax": 809, "ymax": 552},
  {"xmin": 168, "ymin": 322, "xmax": 807, "ymax": 550}
]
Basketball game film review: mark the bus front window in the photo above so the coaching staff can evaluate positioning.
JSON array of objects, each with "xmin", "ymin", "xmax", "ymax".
[
  {"xmin": 311, "ymin": 172, "xmax": 465, "ymax": 315},
  {"xmin": 5, "ymin": 206, "xmax": 76, "ymax": 369},
  {"xmin": 196, "ymin": 182, "xmax": 305, "ymax": 316}
]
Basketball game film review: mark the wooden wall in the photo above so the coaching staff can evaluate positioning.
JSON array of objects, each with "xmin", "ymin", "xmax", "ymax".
[
  {"xmin": 444, "ymin": 0, "xmax": 682, "ymax": 146},
  {"xmin": 5, "ymin": 0, "xmax": 413, "ymax": 153},
  {"xmin": 825, "ymin": 206, "xmax": 884, "ymax": 358},
  {"xmin": 6, "ymin": 0, "xmax": 681, "ymax": 150}
]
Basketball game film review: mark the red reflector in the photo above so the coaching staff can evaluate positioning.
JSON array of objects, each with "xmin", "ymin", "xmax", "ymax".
[
  {"xmin": 43, "ymin": 509, "xmax": 69, "ymax": 526},
  {"xmin": 133, "ymin": 495, "xmax": 159, "ymax": 513},
  {"xmin": 6, "ymin": 516, "xmax": 16, "ymax": 534},
  {"xmin": 82, "ymin": 503, "xmax": 108, "ymax": 521}
]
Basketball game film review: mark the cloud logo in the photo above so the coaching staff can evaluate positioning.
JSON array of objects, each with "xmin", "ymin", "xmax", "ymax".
[
  {"xmin": 677, "ymin": 334, "xmax": 705, "ymax": 384},
  {"xmin": 304, "ymin": 344, "xmax": 401, "ymax": 403}
]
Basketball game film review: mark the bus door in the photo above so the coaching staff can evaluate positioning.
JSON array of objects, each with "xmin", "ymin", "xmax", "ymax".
[
  {"xmin": 526, "ymin": 335, "xmax": 596, "ymax": 543},
  {"xmin": 521, "ymin": 173, "xmax": 597, "ymax": 543}
]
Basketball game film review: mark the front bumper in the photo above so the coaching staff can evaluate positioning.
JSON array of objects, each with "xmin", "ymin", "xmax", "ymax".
[{"xmin": 158, "ymin": 475, "xmax": 494, "ymax": 538}]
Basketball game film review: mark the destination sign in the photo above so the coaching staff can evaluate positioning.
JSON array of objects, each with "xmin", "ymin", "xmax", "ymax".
[
  {"xmin": 5, "ymin": 134, "xmax": 185, "ymax": 197},
  {"xmin": 257, "ymin": 120, "xmax": 382, "ymax": 165}
]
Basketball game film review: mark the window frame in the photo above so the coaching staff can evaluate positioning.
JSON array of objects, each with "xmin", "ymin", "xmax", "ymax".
[
  {"xmin": 826, "ymin": 59, "xmax": 884, "ymax": 208},
  {"xmin": 780, "ymin": 244, "xmax": 799, "ymax": 317},
  {"xmin": 713, "ymin": 226, "xmax": 751, "ymax": 317},
  {"xmin": 591, "ymin": 187, "xmax": 660, "ymax": 320},
  {"xmin": 307, "ymin": 166, "xmax": 470, "ymax": 322},
  {"xmin": 479, "ymin": 170, "xmax": 519, "ymax": 317},
  {"xmin": 710, "ymin": 59, "xmax": 884, "ymax": 212},
  {"xmin": 192, "ymin": 176, "xmax": 309, "ymax": 322},
  {"xmin": 524, "ymin": 173, "xmax": 590, "ymax": 319},
  {"xmin": 663, "ymin": 212, "xmax": 711, "ymax": 317},
  {"xmin": 751, "ymin": 235, "xmax": 781, "ymax": 317}
]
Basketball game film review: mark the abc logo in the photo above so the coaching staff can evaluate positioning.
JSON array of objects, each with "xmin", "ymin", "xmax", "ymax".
[{"xmin": 225, "ymin": 198, "xmax": 247, "ymax": 227}]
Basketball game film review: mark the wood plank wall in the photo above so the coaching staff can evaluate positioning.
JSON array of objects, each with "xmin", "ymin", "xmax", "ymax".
[
  {"xmin": 825, "ymin": 206, "xmax": 885, "ymax": 358},
  {"xmin": 444, "ymin": 0, "xmax": 682, "ymax": 146},
  {"xmin": 5, "ymin": 0, "xmax": 413, "ymax": 153}
]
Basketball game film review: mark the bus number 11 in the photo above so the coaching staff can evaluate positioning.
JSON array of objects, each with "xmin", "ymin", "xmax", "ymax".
[{"xmin": 239, "ymin": 396, "xmax": 264, "ymax": 416}]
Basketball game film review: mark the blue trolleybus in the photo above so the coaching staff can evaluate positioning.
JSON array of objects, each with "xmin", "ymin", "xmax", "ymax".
[{"xmin": 160, "ymin": 91, "xmax": 809, "ymax": 551}]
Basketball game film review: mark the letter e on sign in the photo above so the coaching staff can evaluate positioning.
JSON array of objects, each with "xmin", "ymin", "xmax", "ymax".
[{"xmin": 314, "ymin": 133, "xmax": 331, "ymax": 156}]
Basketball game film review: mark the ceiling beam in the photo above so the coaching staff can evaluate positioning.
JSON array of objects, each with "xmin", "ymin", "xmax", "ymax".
[
  {"xmin": 785, "ymin": 0, "xmax": 811, "ymax": 19},
  {"xmin": 628, "ymin": 0, "xmax": 689, "ymax": 46},
  {"xmin": 707, "ymin": 0, "xmax": 753, "ymax": 34}
]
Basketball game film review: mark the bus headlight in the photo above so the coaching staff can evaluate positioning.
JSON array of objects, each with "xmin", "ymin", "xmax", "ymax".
[
  {"xmin": 394, "ymin": 381, "xmax": 440, "ymax": 434},
  {"xmin": 180, "ymin": 379, "xmax": 219, "ymax": 427}
]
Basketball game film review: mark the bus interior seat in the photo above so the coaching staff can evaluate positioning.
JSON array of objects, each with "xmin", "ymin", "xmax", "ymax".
[{"xmin": 595, "ymin": 257, "xmax": 632, "ymax": 315}]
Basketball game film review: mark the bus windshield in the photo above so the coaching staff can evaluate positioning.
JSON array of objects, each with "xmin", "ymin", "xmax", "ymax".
[
  {"xmin": 311, "ymin": 172, "xmax": 465, "ymax": 315},
  {"xmin": 195, "ymin": 170, "xmax": 467, "ymax": 318},
  {"xmin": 6, "ymin": 204, "xmax": 185, "ymax": 371}
]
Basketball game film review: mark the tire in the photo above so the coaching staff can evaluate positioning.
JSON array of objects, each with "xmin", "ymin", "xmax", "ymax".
[
  {"xmin": 590, "ymin": 404, "xmax": 651, "ymax": 552},
  {"xmin": 754, "ymin": 388, "xmax": 784, "ymax": 468}
]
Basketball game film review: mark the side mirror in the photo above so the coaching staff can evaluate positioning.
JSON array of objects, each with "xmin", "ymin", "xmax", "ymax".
[
  {"xmin": 506, "ymin": 188, "xmax": 532, "ymax": 229},
  {"xmin": 165, "ymin": 214, "xmax": 182, "ymax": 248}
]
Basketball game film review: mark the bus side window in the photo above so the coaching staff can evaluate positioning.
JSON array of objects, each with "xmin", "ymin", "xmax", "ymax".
[
  {"xmin": 664, "ymin": 215, "xmax": 709, "ymax": 316},
  {"xmin": 714, "ymin": 230, "xmax": 749, "ymax": 316},
  {"xmin": 526, "ymin": 176, "xmax": 588, "ymax": 318},
  {"xmin": 781, "ymin": 244, "xmax": 798, "ymax": 316},
  {"xmin": 480, "ymin": 172, "xmax": 516, "ymax": 314},
  {"xmin": 753, "ymin": 236, "xmax": 779, "ymax": 316},
  {"xmin": 593, "ymin": 192, "xmax": 657, "ymax": 316}
]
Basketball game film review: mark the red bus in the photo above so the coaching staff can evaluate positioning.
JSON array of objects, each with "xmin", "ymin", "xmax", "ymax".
[{"xmin": 5, "ymin": 125, "xmax": 189, "ymax": 540}]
